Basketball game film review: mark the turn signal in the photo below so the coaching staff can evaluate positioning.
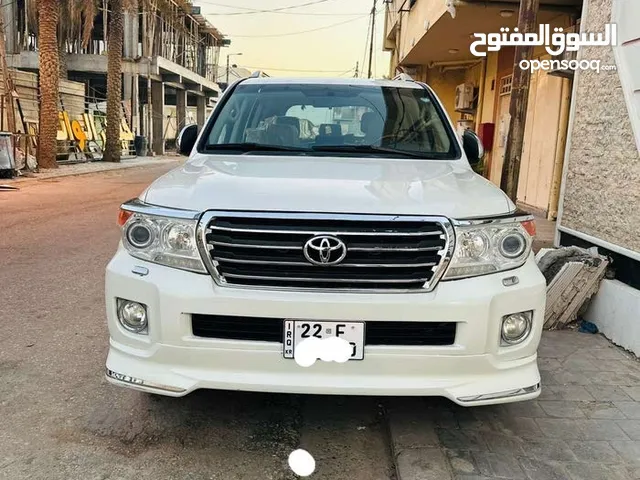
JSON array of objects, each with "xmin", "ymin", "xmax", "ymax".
[
  {"xmin": 117, "ymin": 209, "xmax": 133, "ymax": 227},
  {"xmin": 521, "ymin": 219, "xmax": 536, "ymax": 237}
]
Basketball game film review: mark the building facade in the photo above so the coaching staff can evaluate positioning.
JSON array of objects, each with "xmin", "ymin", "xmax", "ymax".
[
  {"xmin": 383, "ymin": 0, "xmax": 582, "ymax": 219},
  {"xmin": 3, "ymin": 0, "xmax": 229, "ymax": 156},
  {"xmin": 384, "ymin": 0, "xmax": 640, "ymax": 354},
  {"xmin": 557, "ymin": 0, "xmax": 640, "ymax": 354}
]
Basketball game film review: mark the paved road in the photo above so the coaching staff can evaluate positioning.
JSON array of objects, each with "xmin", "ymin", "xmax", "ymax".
[
  {"xmin": 3, "ymin": 162, "xmax": 640, "ymax": 480},
  {"xmin": 0, "ymin": 163, "xmax": 394, "ymax": 480}
]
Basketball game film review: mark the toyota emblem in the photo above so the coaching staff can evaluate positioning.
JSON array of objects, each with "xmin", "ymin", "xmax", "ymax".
[{"xmin": 303, "ymin": 235, "xmax": 347, "ymax": 266}]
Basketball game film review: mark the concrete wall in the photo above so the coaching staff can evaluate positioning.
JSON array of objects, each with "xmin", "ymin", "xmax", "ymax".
[
  {"xmin": 558, "ymin": 0, "xmax": 640, "ymax": 253},
  {"xmin": 559, "ymin": 0, "xmax": 640, "ymax": 355},
  {"xmin": 585, "ymin": 279, "xmax": 640, "ymax": 355},
  {"xmin": 397, "ymin": 0, "xmax": 447, "ymax": 63}
]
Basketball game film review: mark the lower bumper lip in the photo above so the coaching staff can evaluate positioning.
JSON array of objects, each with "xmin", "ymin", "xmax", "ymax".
[
  {"xmin": 456, "ymin": 383, "xmax": 540, "ymax": 403},
  {"xmin": 105, "ymin": 368, "xmax": 187, "ymax": 394}
]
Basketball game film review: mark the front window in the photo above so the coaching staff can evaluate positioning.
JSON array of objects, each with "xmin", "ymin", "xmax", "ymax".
[{"xmin": 201, "ymin": 82, "xmax": 460, "ymax": 159}]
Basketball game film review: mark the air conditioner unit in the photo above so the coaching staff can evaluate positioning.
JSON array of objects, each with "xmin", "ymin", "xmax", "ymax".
[{"xmin": 455, "ymin": 83, "xmax": 475, "ymax": 111}]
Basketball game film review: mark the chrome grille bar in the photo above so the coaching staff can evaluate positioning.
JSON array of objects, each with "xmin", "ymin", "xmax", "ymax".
[
  {"xmin": 222, "ymin": 273, "xmax": 433, "ymax": 284},
  {"xmin": 215, "ymin": 257, "xmax": 438, "ymax": 268},
  {"xmin": 209, "ymin": 225, "xmax": 443, "ymax": 236},
  {"xmin": 197, "ymin": 211, "xmax": 454, "ymax": 293}
]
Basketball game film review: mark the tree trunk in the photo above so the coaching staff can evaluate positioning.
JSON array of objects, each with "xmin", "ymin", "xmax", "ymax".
[
  {"xmin": 37, "ymin": 0, "xmax": 60, "ymax": 169},
  {"xmin": 58, "ymin": 41, "xmax": 68, "ymax": 79},
  {"xmin": 103, "ymin": 0, "xmax": 124, "ymax": 162}
]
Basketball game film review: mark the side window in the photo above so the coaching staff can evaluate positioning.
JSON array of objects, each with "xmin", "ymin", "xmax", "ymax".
[{"xmin": 207, "ymin": 94, "xmax": 253, "ymax": 145}]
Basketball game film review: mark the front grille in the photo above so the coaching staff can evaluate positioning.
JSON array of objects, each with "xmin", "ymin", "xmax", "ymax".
[
  {"xmin": 201, "ymin": 212, "xmax": 452, "ymax": 291},
  {"xmin": 192, "ymin": 315, "xmax": 457, "ymax": 346}
]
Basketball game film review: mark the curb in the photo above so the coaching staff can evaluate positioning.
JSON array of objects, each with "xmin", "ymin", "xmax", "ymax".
[
  {"xmin": 4, "ymin": 157, "xmax": 183, "ymax": 185},
  {"xmin": 385, "ymin": 399, "xmax": 454, "ymax": 480}
]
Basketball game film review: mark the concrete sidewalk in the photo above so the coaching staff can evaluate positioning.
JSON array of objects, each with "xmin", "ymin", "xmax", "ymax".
[
  {"xmin": 387, "ymin": 331, "xmax": 640, "ymax": 480},
  {"xmin": 1, "ymin": 156, "xmax": 183, "ymax": 186}
]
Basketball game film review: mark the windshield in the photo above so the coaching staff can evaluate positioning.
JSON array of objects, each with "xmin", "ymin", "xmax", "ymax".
[{"xmin": 200, "ymin": 82, "xmax": 460, "ymax": 159}]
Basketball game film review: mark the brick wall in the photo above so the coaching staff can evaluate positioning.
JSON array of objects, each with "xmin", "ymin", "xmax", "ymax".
[{"xmin": 559, "ymin": 0, "xmax": 640, "ymax": 253}]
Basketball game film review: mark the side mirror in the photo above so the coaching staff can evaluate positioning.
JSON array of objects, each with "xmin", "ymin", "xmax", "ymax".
[
  {"xmin": 462, "ymin": 129, "xmax": 485, "ymax": 166},
  {"xmin": 176, "ymin": 124, "xmax": 198, "ymax": 156}
]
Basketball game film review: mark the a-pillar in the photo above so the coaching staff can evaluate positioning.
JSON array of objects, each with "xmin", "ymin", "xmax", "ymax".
[
  {"xmin": 196, "ymin": 95, "xmax": 207, "ymax": 126},
  {"xmin": 176, "ymin": 89, "xmax": 187, "ymax": 133},
  {"xmin": 152, "ymin": 80, "xmax": 165, "ymax": 155}
]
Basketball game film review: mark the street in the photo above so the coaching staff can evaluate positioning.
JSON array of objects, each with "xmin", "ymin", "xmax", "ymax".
[
  {"xmin": 0, "ymin": 163, "xmax": 393, "ymax": 480},
  {"xmin": 2, "ymin": 162, "xmax": 640, "ymax": 480}
]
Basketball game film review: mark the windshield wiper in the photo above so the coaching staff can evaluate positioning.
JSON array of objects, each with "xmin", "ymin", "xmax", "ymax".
[
  {"xmin": 202, "ymin": 143, "xmax": 309, "ymax": 153},
  {"xmin": 311, "ymin": 144, "xmax": 428, "ymax": 158}
]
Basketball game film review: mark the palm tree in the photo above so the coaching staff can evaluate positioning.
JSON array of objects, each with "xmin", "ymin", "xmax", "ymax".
[
  {"xmin": 37, "ymin": 0, "xmax": 60, "ymax": 169},
  {"xmin": 103, "ymin": 0, "xmax": 124, "ymax": 162},
  {"xmin": 58, "ymin": 0, "xmax": 99, "ymax": 78}
]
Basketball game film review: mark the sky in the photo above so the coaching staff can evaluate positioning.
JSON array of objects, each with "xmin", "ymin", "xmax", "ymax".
[{"xmin": 198, "ymin": 0, "xmax": 391, "ymax": 78}]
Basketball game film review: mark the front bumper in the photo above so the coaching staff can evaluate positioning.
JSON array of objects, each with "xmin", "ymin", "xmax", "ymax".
[{"xmin": 105, "ymin": 248, "xmax": 546, "ymax": 406}]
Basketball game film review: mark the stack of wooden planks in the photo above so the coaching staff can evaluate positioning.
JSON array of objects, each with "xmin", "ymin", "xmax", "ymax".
[{"xmin": 536, "ymin": 247, "xmax": 610, "ymax": 330}]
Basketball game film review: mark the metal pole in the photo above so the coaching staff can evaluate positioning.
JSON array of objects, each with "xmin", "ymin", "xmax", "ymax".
[
  {"xmin": 500, "ymin": 0, "xmax": 540, "ymax": 201},
  {"xmin": 226, "ymin": 54, "xmax": 230, "ymax": 86},
  {"xmin": 367, "ymin": 0, "xmax": 376, "ymax": 79}
]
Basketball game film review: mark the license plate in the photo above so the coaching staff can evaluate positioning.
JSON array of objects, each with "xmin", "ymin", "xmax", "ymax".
[{"xmin": 283, "ymin": 321, "xmax": 365, "ymax": 361}]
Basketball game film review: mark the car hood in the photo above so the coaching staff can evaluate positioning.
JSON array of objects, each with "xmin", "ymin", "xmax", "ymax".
[{"xmin": 142, "ymin": 154, "xmax": 514, "ymax": 219}]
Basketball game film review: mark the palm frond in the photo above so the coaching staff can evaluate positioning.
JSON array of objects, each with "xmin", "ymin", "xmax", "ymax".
[{"xmin": 81, "ymin": 0, "xmax": 99, "ymax": 48}]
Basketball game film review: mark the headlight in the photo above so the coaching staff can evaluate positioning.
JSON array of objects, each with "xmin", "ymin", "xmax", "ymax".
[
  {"xmin": 120, "ymin": 210, "xmax": 206, "ymax": 273},
  {"xmin": 443, "ymin": 218, "xmax": 534, "ymax": 280}
]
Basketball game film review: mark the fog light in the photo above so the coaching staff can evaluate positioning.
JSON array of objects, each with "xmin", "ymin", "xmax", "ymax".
[
  {"xmin": 501, "ymin": 311, "xmax": 532, "ymax": 345},
  {"xmin": 117, "ymin": 299, "xmax": 148, "ymax": 333}
]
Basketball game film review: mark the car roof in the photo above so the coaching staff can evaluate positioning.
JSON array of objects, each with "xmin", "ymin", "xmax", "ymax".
[{"xmin": 239, "ymin": 76, "xmax": 426, "ymax": 89}]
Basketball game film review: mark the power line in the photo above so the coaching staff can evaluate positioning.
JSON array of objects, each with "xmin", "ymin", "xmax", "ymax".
[
  {"xmin": 228, "ymin": 14, "xmax": 370, "ymax": 38},
  {"xmin": 199, "ymin": 0, "xmax": 333, "ymax": 15},
  {"xmin": 337, "ymin": 67, "xmax": 357, "ymax": 77},
  {"xmin": 240, "ymin": 65, "xmax": 357, "ymax": 73}
]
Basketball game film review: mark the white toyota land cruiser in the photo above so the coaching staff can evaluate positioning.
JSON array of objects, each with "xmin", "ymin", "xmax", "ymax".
[{"xmin": 105, "ymin": 76, "xmax": 546, "ymax": 406}]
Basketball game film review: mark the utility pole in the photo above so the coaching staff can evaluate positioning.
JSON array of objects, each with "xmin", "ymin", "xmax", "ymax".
[
  {"xmin": 500, "ymin": 0, "xmax": 540, "ymax": 201},
  {"xmin": 367, "ymin": 0, "xmax": 376, "ymax": 79},
  {"xmin": 354, "ymin": 61, "xmax": 359, "ymax": 78},
  {"xmin": 226, "ymin": 52, "xmax": 243, "ymax": 88}
]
